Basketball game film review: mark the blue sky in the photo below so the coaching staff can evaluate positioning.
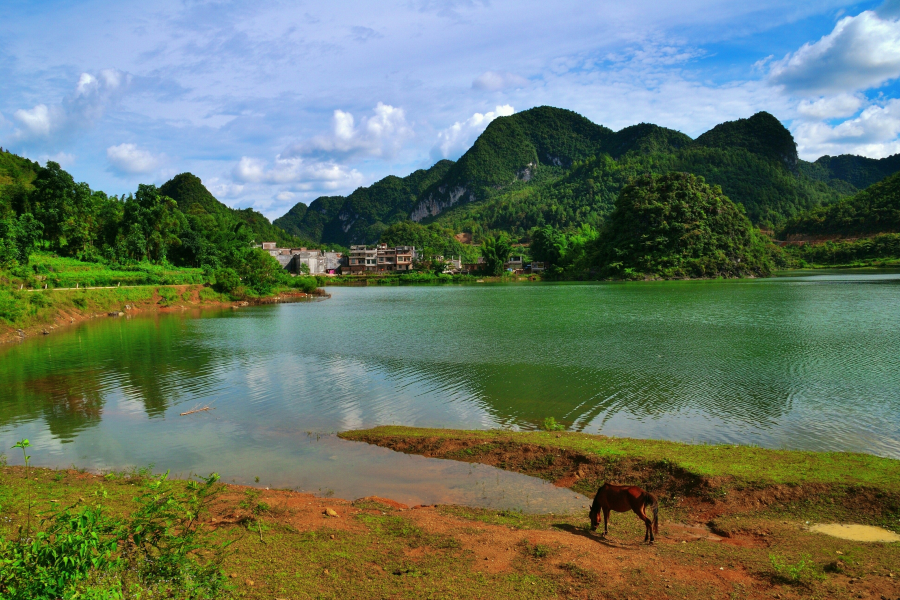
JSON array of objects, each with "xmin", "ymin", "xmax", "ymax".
[{"xmin": 2, "ymin": 0, "xmax": 900, "ymax": 219}]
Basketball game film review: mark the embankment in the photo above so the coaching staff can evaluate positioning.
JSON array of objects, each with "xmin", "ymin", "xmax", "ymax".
[
  {"xmin": 0, "ymin": 284, "xmax": 325, "ymax": 345},
  {"xmin": 339, "ymin": 426, "xmax": 900, "ymax": 531}
]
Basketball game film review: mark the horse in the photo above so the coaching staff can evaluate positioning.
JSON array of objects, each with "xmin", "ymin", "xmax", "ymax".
[{"xmin": 589, "ymin": 483, "xmax": 659, "ymax": 543}]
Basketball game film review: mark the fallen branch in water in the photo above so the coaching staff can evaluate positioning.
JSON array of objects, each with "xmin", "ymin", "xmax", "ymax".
[{"xmin": 180, "ymin": 406, "xmax": 212, "ymax": 416}]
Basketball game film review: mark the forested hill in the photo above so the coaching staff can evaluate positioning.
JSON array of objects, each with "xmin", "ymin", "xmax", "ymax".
[
  {"xmin": 160, "ymin": 173, "xmax": 302, "ymax": 248},
  {"xmin": 273, "ymin": 160, "xmax": 453, "ymax": 247},
  {"xmin": 782, "ymin": 171, "xmax": 900, "ymax": 237},
  {"xmin": 276, "ymin": 106, "xmax": 900, "ymax": 245}
]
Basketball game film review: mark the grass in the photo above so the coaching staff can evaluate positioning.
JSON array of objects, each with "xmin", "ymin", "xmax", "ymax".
[
  {"xmin": 2, "ymin": 462, "xmax": 898, "ymax": 599},
  {"xmin": 339, "ymin": 426, "xmax": 900, "ymax": 493}
]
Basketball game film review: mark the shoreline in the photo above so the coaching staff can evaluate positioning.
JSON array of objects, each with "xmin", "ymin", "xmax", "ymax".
[
  {"xmin": 0, "ymin": 284, "xmax": 327, "ymax": 346},
  {"xmin": 2, "ymin": 427, "xmax": 898, "ymax": 599}
]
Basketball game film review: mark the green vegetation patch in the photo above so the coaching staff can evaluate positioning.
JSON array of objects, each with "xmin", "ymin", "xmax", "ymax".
[{"xmin": 339, "ymin": 426, "xmax": 900, "ymax": 493}]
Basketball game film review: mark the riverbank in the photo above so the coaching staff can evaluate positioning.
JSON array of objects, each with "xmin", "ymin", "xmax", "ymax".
[
  {"xmin": 0, "ymin": 284, "xmax": 324, "ymax": 345},
  {"xmin": 2, "ymin": 429, "xmax": 898, "ymax": 599}
]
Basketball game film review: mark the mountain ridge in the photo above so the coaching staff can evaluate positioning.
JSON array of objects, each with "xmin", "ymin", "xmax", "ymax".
[{"xmin": 275, "ymin": 106, "xmax": 899, "ymax": 245}]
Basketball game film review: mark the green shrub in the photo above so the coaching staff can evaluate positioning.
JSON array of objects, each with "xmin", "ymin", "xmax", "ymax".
[{"xmin": 212, "ymin": 268, "xmax": 240, "ymax": 293}]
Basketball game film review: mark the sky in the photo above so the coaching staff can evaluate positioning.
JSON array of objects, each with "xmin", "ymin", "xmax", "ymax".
[{"xmin": 2, "ymin": 0, "xmax": 900, "ymax": 220}]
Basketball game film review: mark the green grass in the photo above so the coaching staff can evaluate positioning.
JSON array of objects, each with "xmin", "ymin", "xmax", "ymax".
[
  {"xmin": 23, "ymin": 253, "xmax": 207, "ymax": 289},
  {"xmin": 339, "ymin": 426, "xmax": 900, "ymax": 493}
]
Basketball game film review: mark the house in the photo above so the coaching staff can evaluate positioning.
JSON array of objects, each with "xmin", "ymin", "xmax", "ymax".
[
  {"xmin": 347, "ymin": 244, "xmax": 416, "ymax": 274},
  {"xmin": 290, "ymin": 248, "xmax": 326, "ymax": 274},
  {"xmin": 504, "ymin": 255, "xmax": 525, "ymax": 273},
  {"xmin": 348, "ymin": 245, "xmax": 378, "ymax": 274},
  {"xmin": 323, "ymin": 252, "xmax": 345, "ymax": 274},
  {"xmin": 376, "ymin": 244, "xmax": 415, "ymax": 272}
]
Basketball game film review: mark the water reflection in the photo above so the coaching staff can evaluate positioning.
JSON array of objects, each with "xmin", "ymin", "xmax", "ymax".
[{"xmin": 0, "ymin": 274, "xmax": 898, "ymax": 498}]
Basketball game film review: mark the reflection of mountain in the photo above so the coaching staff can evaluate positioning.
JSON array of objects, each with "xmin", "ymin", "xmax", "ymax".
[
  {"xmin": 0, "ymin": 314, "xmax": 227, "ymax": 440},
  {"xmin": 353, "ymin": 351, "xmax": 796, "ymax": 432}
]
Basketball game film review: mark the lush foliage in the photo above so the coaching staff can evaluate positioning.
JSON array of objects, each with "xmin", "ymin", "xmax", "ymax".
[
  {"xmin": 784, "ymin": 234, "xmax": 900, "ymax": 267},
  {"xmin": 584, "ymin": 172, "xmax": 775, "ymax": 279},
  {"xmin": 480, "ymin": 234, "xmax": 512, "ymax": 276},
  {"xmin": 0, "ymin": 158, "xmax": 322, "ymax": 314},
  {"xmin": 0, "ymin": 468, "xmax": 229, "ymax": 599},
  {"xmin": 379, "ymin": 221, "xmax": 477, "ymax": 262},
  {"xmin": 781, "ymin": 171, "xmax": 900, "ymax": 237}
]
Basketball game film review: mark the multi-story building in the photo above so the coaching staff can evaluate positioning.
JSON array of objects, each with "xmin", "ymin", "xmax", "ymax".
[
  {"xmin": 347, "ymin": 245, "xmax": 378, "ymax": 274},
  {"xmin": 346, "ymin": 244, "xmax": 416, "ymax": 274},
  {"xmin": 376, "ymin": 244, "xmax": 415, "ymax": 272},
  {"xmin": 290, "ymin": 249, "xmax": 326, "ymax": 274}
]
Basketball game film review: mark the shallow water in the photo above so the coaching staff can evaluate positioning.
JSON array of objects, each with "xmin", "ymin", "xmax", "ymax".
[{"xmin": 1, "ymin": 272, "xmax": 899, "ymax": 506}]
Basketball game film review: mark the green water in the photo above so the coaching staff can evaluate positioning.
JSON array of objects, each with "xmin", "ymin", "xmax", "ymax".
[{"xmin": 1, "ymin": 272, "xmax": 899, "ymax": 505}]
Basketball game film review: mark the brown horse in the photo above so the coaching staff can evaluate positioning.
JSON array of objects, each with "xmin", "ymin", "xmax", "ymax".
[{"xmin": 589, "ymin": 483, "xmax": 659, "ymax": 543}]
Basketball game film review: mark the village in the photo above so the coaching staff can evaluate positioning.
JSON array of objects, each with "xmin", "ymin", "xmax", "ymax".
[{"xmin": 259, "ymin": 242, "xmax": 545, "ymax": 276}]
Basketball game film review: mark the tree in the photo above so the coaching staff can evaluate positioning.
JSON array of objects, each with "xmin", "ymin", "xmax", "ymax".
[
  {"xmin": 0, "ymin": 213, "xmax": 43, "ymax": 269},
  {"xmin": 585, "ymin": 172, "xmax": 774, "ymax": 279},
  {"xmin": 480, "ymin": 234, "xmax": 512, "ymax": 276},
  {"xmin": 121, "ymin": 185, "xmax": 184, "ymax": 262}
]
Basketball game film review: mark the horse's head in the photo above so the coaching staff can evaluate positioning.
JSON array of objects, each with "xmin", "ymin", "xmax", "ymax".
[{"xmin": 588, "ymin": 504, "xmax": 599, "ymax": 531}]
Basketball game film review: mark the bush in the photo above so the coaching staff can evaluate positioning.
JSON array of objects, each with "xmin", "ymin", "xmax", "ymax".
[
  {"xmin": 0, "ymin": 472, "xmax": 230, "ymax": 600},
  {"xmin": 212, "ymin": 267, "xmax": 240, "ymax": 293},
  {"xmin": 0, "ymin": 288, "xmax": 24, "ymax": 324}
]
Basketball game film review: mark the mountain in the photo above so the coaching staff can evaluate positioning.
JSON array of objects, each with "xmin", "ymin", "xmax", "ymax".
[
  {"xmin": 410, "ymin": 106, "xmax": 690, "ymax": 221},
  {"xmin": 782, "ymin": 170, "xmax": 900, "ymax": 237},
  {"xmin": 800, "ymin": 153, "xmax": 900, "ymax": 193},
  {"xmin": 584, "ymin": 172, "xmax": 774, "ymax": 279},
  {"xmin": 160, "ymin": 172, "xmax": 305, "ymax": 247},
  {"xmin": 274, "ymin": 106, "xmax": 900, "ymax": 243},
  {"xmin": 274, "ymin": 160, "xmax": 453, "ymax": 246},
  {"xmin": 692, "ymin": 111, "xmax": 799, "ymax": 172}
]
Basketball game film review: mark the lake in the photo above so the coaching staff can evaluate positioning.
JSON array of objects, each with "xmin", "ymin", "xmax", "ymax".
[{"xmin": 2, "ymin": 272, "xmax": 899, "ymax": 508}]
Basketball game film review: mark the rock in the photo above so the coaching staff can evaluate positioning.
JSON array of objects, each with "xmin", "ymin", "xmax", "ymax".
[
  {"xmin": 323, "ymin": 569, "xmax": 330, "ymax": 575},
  {"xmin": 324, "ymin": 508, "xmax": 339, "ymax": 517},
  {"xmin": 245, "ymin": 579, "xmax": 254, "ymax": 586},
  {"xmin": 330, "ymin": 534, "xmax": 335, "ymax": 539},
  {"xmin": 42, "ymin": 330, "xmax": 50, "ymax": 335},
  {"xmin": 229, "ymin": 573, "xmax": 238, "ymax": 578}
]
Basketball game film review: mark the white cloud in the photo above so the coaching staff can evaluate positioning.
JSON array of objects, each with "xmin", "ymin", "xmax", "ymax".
[
  {"xmin": 796, "ymin": 93, "xmax": 865, "ymax": 120},
  {"xmin": 12, "ymin": 69, "xmax": 130, "ymax": 143},
  {"xmin": 275, "ymin": 191, "xmax": 295, "ymax": 201},
  {"xmin": 431, "ymin": 105, "xmax": 515, "ymax": 160},
  {"xmin": 293, "ymin": 103, "xmax": 414, "ymax": 159},
  {"xmin": 232, "ymin": 155, "xmax": 364, "ymax": 191},
  {"xmin": 106, "ymin": 143, "xmax": 163, "ymax": 175},
  {"xmin": 769, "ymin": 9, "xmax": 900, "ymax": 93},
  {"xmin": 472, "ymin": 71, "xmax": 529, "ymax": 92},
  {"xmin": 793, "ymin": 99, "xmax": 900, "ymax": 159}
]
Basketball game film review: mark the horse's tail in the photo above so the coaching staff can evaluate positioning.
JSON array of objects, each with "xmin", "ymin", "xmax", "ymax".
[{"xmin": 648, "ymin": 493, "xmax": 659, "ymax": 534}]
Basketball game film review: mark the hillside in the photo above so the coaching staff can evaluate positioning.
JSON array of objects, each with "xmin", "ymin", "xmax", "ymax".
[
  {"xmin": 274, "ymin": 160, "xmax": 453, "ymax": 246},
  {"xmin": 276, "ymin": 106, "xmax": 893, "ymax": 245},
  {"xmin": 802, "ymin": 153, "xmax": 900, "ymax": 193},
  {"xmin": 583, "ymin": 172, "xmax": 774, "ymax": 279},
  {"xmin": 0, "ymin": 149, "xmax": 41, "ymax": 216},
  {"xmin": 160, "ymin": 173, "xmax": 306, "ymax": 248},
  {"xmin": 782, "ymin": 170, "xmax": 900, "ymax": 237}
]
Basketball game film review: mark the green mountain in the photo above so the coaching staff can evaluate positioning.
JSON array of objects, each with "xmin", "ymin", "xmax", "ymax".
[
  {"xmin": 584, "ymin": 172, "xmax": 774, "ymax": 279},
  {"xmin": 271, "ymin": 106, "xmax": 900, "ymax": 244},
  {"xmin": 800, "ymin": 153, "xmax": 900, "ymax": 193},
  {"xmin": 782, "ymin": 171, "xmax": 900, "ymax": 237},
  {"xmin": 160, "ymin": 173, "xmax": 305, "ymax": 247},
  {"xmin": 275, "ymin": 160, "xmax": 453, "ymax": 246}
]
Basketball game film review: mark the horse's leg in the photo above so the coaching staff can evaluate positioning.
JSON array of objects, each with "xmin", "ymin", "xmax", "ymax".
[
  {"xmin": 603, "ymin": 507, "xmax": 610, "ymax": 536},
  {"xmin": 635, "ymin": 503, "xmax": 653, "ymax": 543}
]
